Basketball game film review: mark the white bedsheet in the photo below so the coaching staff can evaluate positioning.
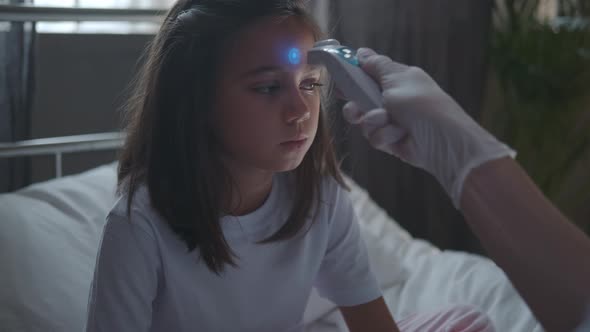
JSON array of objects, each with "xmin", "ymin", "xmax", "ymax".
[
  {"xmin": 0, "ymin": 163, "xmax": 542, "ymax": 331},
  {"xmin": 304, "ymin": 178, "xmax": 544, "ymax": 331}
]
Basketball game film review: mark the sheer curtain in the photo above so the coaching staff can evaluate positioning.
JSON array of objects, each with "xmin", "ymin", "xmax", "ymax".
[
  {"xmin": 0, "ymin": 0, "xmax": 36, "ymax": 192},
  {"xmin": 34, "ymin": 0, "xmax": 174, "ymax": 8},
  {"xmin": 316, "ymin": 0, "xmax": 495, "ymax": 254},
  {"xmin": 32, "ymin": 0, "xmax": 175, "ymax": 34}
]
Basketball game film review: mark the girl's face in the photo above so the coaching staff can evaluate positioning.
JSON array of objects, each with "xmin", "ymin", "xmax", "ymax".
[{"xmin": 213, "ymin": 16, "xmax": 322, "ymax": 174}]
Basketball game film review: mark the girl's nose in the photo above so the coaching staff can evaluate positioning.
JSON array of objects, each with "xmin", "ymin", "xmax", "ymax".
[{"xmin": 284, "ymin": 88, "xmax": 311, "ymax": 125}]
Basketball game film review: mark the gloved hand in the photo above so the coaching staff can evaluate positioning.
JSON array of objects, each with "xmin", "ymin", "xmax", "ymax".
[{"xmin": 342, "ymin": 48, "xmax": 516, "ymax": 208}]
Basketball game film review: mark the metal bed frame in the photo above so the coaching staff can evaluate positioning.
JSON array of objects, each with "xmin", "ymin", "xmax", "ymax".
[
  {"xmin": 0, "ymin": 4, "xmax": 159, "ymax": 177},
  {"xmin": 0, "ymin": 132, "xmax": 124, "ymax": 178},
  {"xmin": 0, "ymin": 4, "xmax": 166, "ymax": 22}
]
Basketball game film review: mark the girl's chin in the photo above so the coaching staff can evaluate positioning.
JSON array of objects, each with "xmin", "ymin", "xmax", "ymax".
[
  {"xmin": 272, "ymin": 160, "xmax": 305, "ymax": 173},
  {"xmin": 269, "ymin": 155, "xmax": 307, "ymax": 173}
]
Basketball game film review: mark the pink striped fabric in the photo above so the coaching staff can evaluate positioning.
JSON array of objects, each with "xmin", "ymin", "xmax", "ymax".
[{"xmin": 396, "ymin": 305, "xmax": 496, "ymax": 332}]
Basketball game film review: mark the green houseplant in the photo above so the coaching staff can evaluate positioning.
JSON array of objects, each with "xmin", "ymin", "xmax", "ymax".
[{"xmin": 488, "ymin": 0, "xmax": 590, "ymax": 231}]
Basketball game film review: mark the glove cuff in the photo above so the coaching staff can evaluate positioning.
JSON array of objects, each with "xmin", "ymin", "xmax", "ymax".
[{"xmin": 450, "ymin": 145, "xmax": 517, "ymax": 209}]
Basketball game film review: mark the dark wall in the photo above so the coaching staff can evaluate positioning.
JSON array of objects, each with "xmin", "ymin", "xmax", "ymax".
[
  {"xmin": 326, "ymin": 0, "xmax": 494, "ymax": 255},
  {"xmin": 30, "ymin": 33, "xmax": 151, "ymax": 183}
]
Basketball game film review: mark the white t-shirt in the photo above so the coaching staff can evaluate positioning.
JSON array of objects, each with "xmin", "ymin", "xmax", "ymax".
[{"xmin": 85, "ymin": 172, "xmax": 381, "ymax": 332}]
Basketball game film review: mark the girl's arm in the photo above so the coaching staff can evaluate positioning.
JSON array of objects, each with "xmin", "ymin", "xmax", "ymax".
[
  {"xmin": 85, "ymin": 214, "xmax": 160, "ymax": 332},
  {"xmin": 461, "ymin": 157, "xmax": 590, "ymax": 332},
  {"xmin": 315, "ymin": 178, "xmax": 399, "ymax": 331},
  {"xmin": 340, "ymin": 297, "xmax": 401, "ymax": 332}
]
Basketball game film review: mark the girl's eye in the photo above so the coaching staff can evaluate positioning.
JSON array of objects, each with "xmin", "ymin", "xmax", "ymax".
[
  {"xmin": 300, "ymin": 81, "xmax": 324, "ymax": 91},
  {"xmin": 252, "ymin": 80, "xmax": 324, "ymax": 95}
]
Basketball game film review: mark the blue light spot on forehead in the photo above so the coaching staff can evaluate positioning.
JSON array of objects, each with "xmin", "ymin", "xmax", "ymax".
[{"xmin": 288, "ymin": 47, "xmax": 301, "ymax": 65}]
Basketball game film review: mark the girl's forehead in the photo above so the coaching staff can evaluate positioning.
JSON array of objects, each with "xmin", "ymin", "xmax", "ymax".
[{"xmin": 224, "ymin": 16, "xmax": 316, "ymax": 70}]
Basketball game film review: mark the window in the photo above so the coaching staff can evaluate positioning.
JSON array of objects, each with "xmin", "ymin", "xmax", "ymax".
[
  {"xmin": 35, "ymin": 0, "xmax": 173, "ymax": 9},
  {"xmin": 33, "ymin": 0, "xmax": 174, "ymax": 34}
]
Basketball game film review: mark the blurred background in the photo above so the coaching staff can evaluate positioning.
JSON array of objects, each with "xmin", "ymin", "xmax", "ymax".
[{"xmin": 1, "ymin": 0, "xmax": 589, "ymax": 255}]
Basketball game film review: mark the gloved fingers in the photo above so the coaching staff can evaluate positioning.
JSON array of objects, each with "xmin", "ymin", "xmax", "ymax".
[
  {"xmin": 344, "ymin": 102, "xmax": 390, "ymax": 126},
  {"xmin": 380, "ymin": 88, "xmax": 431, "ymax": 128},
  {"xmin": 358, "ymin": 108, "xmax": 390, "ymax": 127},
  {"xmin": 356, "ymin": 47, "xmax": 377, "ymax": 59},
  {"xmin": 344, "ymin": 106, "xmax": 392, "ymax": 141},
  {"xmin": 355, "ymin": 109, "xmax": 406, "ymax": 153},
  {"xmin": 389, "ymin": 136, "xmax": 414, "ymax": 164},
  {"xmin": 342, "ymin": 101, "xmax": 364, "ymax": 124},
  {"xmin": 381, "ymin": 89, "xmax": 408, "ymax": 121},
  {"xmin": 357, "ymin": 112, "xmax": 386, "ymax": 142},
  {"xmin": 367, "ymin": 124, "xmax": 407, "ymax": 152},
  {"xmin": 357, "ymin": 108, "xmax": 391, "ymax": 139},
  {"xmin": 357, "ymin": 48, "xmax": 408, "ymax": 88}
]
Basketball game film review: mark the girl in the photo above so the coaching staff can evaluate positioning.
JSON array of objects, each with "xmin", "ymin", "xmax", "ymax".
[{"xmin": 85, "ymin": 1, "xmax": 494, "ymax": 331}]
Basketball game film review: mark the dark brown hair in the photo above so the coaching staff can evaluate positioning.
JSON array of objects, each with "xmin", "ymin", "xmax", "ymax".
[{"xmin": 118, "ymin": 0, "xmax": 346, "ymax": 274}]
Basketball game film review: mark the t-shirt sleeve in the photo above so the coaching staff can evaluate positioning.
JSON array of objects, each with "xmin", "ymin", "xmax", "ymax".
[
  {"xmin": 314, "ymin": 179, "xmax": 382, "ymax": 307},
  {"xmin": 85, "ymin": 213, "xmax": 160, "ymax": 332}
]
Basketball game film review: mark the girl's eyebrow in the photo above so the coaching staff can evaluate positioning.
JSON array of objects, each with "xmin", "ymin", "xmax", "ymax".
[
  {"xmin": 239, "ymin": 64, "xmax": 322, "ymax": 79},
  {"xmin": 240, "ymin": 65, "xmax": 283, "ymax": 78}
]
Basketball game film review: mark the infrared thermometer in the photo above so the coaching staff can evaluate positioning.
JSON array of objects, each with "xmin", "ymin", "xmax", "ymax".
[{"xmin": 307, "ymin": 39, "xmax": 383, "ymax": 111}]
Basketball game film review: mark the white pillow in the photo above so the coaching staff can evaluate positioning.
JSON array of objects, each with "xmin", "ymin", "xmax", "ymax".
[{"xmin": 0, "ymin": 162, "xmax": 118, "ymax": 332}]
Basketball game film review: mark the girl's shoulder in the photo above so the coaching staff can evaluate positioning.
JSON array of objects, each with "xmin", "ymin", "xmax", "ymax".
[
  {"xmin": 107, "ymin": 183, "xmax": 160, "ymax": 239},
  {"xmin": 320, "ymin": 173, "xmax": 350, "ymax": 200},
  {"xmin": 110, "ymin": 183, "xmax": 150, "ymax": 217}
]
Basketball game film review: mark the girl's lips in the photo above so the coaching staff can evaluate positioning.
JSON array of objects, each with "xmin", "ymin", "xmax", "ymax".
[
  {"xmin": 281, "ymin": 134, "xmax": 309, "ymax": 144},
  {"xmin": 280, "ymin": 138, "xmax": 308, "ymax": 150}
]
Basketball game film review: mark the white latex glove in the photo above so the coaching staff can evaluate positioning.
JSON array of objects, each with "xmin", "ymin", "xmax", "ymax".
[{"xmin": 342, "ymin": 48, "xmax": 516, "ymax": 208}]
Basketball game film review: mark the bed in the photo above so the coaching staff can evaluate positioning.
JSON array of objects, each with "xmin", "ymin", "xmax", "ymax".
[{"xmin": 0, "ymin": 134, "xmax": 544, "ymax": 332}]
